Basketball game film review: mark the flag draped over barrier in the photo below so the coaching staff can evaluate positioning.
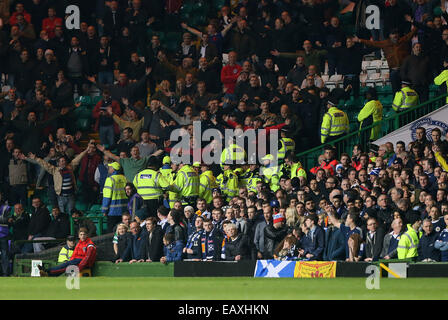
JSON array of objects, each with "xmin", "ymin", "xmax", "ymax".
[
  {"xmin": 254, "ymin": 260, "xmax": 337, "ymax": 278},
  {"xmin": 374, "ymin": 104, "xmax": 448, "ymax": 146}
]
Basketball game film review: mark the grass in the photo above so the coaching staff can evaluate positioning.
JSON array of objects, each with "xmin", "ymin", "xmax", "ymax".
[{"xmin": 1, "ymin": 277, "xmax": 448, "ymax": 300}]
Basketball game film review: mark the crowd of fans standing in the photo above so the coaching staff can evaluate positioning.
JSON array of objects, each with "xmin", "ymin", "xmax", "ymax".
[{"xmin": 0, "ymin": 0, "xmax": 448, "ymax": 276}]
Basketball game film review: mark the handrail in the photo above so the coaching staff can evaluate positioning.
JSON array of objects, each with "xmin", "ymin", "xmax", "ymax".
[{"xmin": 296, "ymin": 93, "xmax": 448, "ymax": 168}]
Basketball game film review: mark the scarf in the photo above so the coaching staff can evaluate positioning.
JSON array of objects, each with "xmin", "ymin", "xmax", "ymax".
[{"xmin": 201, "ymin": 228, "xmax": 217, "ymax": 260}]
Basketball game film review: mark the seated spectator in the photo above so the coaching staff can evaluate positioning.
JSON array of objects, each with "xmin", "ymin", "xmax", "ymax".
[
  {"xmin": 121, "ymin": 221, "xmax": 145, "ymax": 264},
  {"xmin": 58, "ymin": 235, "xmax": 76, "ymax": 263},
  {"xmin": 300, "ymin": 65, "xmax": 324, "ymax": 89},
  {"xmin": 32, "ymin": 206, "xmax": 70, "ymax": 252},
  {"xmin": 39, "ymin": 228, "xmax": 96, "ymax": 277},
  {"xmin": 8, "ymin": 203, "xmax": 29, "ymax": 253}
]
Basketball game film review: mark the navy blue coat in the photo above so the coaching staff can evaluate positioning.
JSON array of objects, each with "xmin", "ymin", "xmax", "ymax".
[
  {"xmin": 302, "ymin": 226, "xmax": 325, "ymax": 260},
  {"xmin": 418, "ymin": 231, "xmax": 441, "ymax": 262},
  {"xmin": 323, "ymin": 226, "xmax": 346, "ymax": 261}
]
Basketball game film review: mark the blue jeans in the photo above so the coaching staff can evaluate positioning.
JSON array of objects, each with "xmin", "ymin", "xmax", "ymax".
[
  {"xmin": 48, "ymin": 258, "xmax": 82, "ymax": 276},
  {"xmin": 57, "ymin": 194, "xmax": 75, "ymax": 215},
  {"xmin": 99, "ymin": 125, "xmax": 115, "ymax": 148}
]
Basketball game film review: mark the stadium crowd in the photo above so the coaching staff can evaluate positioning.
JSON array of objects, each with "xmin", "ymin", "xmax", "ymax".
[{"xmin": 0, "ymin": 0, "xmax": 448, "ymax": 276}]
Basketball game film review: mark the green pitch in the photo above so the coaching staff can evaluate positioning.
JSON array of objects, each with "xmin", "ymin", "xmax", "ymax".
[{"xmin": 1, "ymin": 277, "xmax": 447, "ymax": 300}]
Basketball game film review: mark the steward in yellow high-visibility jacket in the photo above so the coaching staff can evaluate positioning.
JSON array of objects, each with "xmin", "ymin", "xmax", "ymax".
[
  {"xmin": 358, "ymin": 87, "xmax": 383, "ymax": 141},
  {"xmin": 198, "ymin": 163, "xmax": 217, "ymax": 204},
  {"xmin": 397, "ymin": 216, "xmax": 423, "ymax": 260},
  {"xmin": 168, "ymin": 163, "xmax": 199, "ymax": 206},
  {"xmin": 392, "ymin": 80, "xmax": 419, "ymax": 112},
  {"xmin": 284, "ymin": 153, "xmax": 307, "ymax": 185},
  {"xmin": 246, "ymin": 164, "xmax": 263, "ymax": 194},
  {"xmin": 220, "ymin": 142, "xmax": 246, "ymax": 168},
  {"xmin": 320, "ymin": 100, "xmax": 349, "ymax": 144},
  {"xmin": 434, "ymin": 61, "xmax": 448, "ymax": 103},
  {"xmin": 260, "ymin": 154, "xmax": 282, "ymax": 192},
  {"xmin": 58, "ymin": 236, "xmax": 75, "ymax": 263},
  {"xmin": 217, "ymin": 165, "xmax": 239, "ymax": 202},
  {"xmin": 102, "ymin": 162, "xmax": 128, "ymax": 232}
]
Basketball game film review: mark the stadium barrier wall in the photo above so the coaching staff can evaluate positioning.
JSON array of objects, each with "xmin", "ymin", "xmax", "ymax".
[{"xmin": 12, "ymin": 259, "xmax": 448, "ymax": 277}]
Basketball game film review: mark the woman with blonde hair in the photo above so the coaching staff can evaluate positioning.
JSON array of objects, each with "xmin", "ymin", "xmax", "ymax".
[
  {"xmin": 285, "ymin": 207, "xmax": 299, "ymax": 232},
  {"xmin": 152, "ymin": 79, "xmax": 175, "ymax": 106}
]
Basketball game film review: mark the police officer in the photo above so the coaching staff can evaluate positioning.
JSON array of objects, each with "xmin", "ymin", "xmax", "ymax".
[
  {"xmin": 199, "ymin": 163, "xmax": 217, "ymax": 204},
  {"xmin": 246, "ymin": 163, "xmax": 262, "ymax": 194},
  {"xmin": 217, "ymin": 164, "xmax": 239, "ymax": 202},
  {"xmin": 278, "ymin": 126, "xmax": 296, "ymax": 160},
  {"xmin": 392, "ymin": 79, "xmax": 419, "ymax": 112},
  {"xmin": 284, "ymin": 152, "xmax": 307, "ymax": 186},
  {"xmin": 102, "ymin": 162, "xmax": 128, "ymax": 233},
  {"xmin": 220, "ymin": 138, "xmax": 246, "ymax": 169},
  {"xmin": 320, "ymin": 96, "xmax": 349, "ymax": 144},
  {"xmin": 260, "ymin": 154, "xmax": 281, "ymax": 192},
  {"xmin": 434, "ymin": 58, "xmax": 448, "ymax": 103},
  {"xmin": 358, "ymin": 87, "xmax": 383, "ymax": 143},
  {"xmin": 133, "ymin": 156, "xmax": 169, "ymax": 218},
  {"xmin": 169, "ymin": 162, "xmax": 199, "ymax": 207}
]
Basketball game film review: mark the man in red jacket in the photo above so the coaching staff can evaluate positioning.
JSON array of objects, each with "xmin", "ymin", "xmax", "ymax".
[
  {"xmin": 92, "ymin": 89, "xmax": 121, "ymax": 147},
  {"xmin": 42, "ymin": 7, "xmax": 62, "ymax": 39},
  {"xmin": 221, "ymin": 51, "xmax": 242, "ymax": 109},
  {"xmin": 39, "ymin": 228, "xmax": 96, "ymax": 276}
]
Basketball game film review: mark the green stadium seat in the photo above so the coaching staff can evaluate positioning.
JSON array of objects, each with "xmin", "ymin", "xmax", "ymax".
[
  {"xmin": 75, "ymin": 96, "xmax": 92, "ymax": 106},
  {"xmin": 89, "ymin": 204, "xmax": 103, "ymax": 214},
  {"xmin": 75, "ymin": 201, "xmax": 88, "ymax": 212}
]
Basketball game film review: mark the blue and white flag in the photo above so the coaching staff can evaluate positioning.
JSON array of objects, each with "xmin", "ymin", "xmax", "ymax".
[{"xmin": 254, "ymin": 260, "xmax": 297, "ymax": 278}]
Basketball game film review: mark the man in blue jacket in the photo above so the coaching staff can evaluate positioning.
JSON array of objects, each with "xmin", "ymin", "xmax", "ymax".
[
  {"xmin": 299, "ymin": 214, "xmax": 325, "ymax": 260},
  {"xmin": 418, "ymin": 219, "xmax": 440, "ymax": 262},
  {"xmin": 122, "ymin": 221, "xmax": 146, "ymax": 263},
  {"xmin": 323, "ymin": 204, "xmax": 346, "ymax": 261}
]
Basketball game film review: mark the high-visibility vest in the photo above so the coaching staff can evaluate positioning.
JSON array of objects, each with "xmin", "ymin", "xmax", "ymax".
[
  {"xmin": 392, "ymin": 86, "xmax": 419, "ymax": 111},
  {"xmin": 397, "ymin": 224, "xmax": 422, "ymax": 259},
  {"xmin": 102, "ymin": 173, "xmax": 128, "ymax": 216},
  {"xmin": 278, "ymin": 138, "xmax": 296, "ymax": 160},
  {"xmin": 238, "ymin": 168, "xmax": 252, "ymax": 188},
  {"xmin": 220, "ymin": 144, "xmax": 246, "ymax": 166},
  {"xmin": 133, "ymin": 169, "xmax": 169, "ymax": 200},
  {"xmin": 290, "ymin": 162, "xmax": 307, "ymax": 180},
  {"xmin": 58, "ymin": 245, "xmax": 74, "ymax": 263},
  {"xmin": 261, "ymin": 164, "xmax": 282, "ymax": 192},
  {"xmin": 217, "ymin": 170, "xmax": 238, "ymax": 201},
  {"xmin": 170, "ymin": 165, "xmax": 199, "ymax": 199},
  {"xmin": 247, "ymin": 172, "xmax": 262, "ymax": 193},
  {"xmin": 167, "ymin": 172, "xmax": 180, "ymax": 208},
  {"xmin": 434, "ymin": 69, "xmax": 448, "ymax": 103},
  {"xmin": 199, "ymin": 170, "xmax": 217, "ymax": 203},
  {"xmin": 320, "ymin": 106, "xmax": 349, "ymax": 143},
  {"xmin": 358, "ymin": 100, "xmax": 383, "ymax": 141}
]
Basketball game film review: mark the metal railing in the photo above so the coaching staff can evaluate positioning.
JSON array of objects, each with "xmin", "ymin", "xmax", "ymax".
[{"xmin": 296, "ymin": 93, "xmax": 448, "ymax": 170}]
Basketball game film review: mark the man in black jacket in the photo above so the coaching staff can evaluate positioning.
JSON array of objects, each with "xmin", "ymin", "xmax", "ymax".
[
  {"xmin": 263, "ymin": 213, "xmax": 288, "ymax": 259},
  {"xmin": 225, "ymin": 223, "xmax": 251, "ymax": 261},
  {"xmin": 364, "ymin": 217, "xmax": 385, "ymax": 262},
  {"xmin": 141, "ymin": 217, "xmax": 164, "ymax": 262},
  {"xmin": 44, "ymin": 207, "xmax": 70, "ymax": 240},
  {"xmin": 418, "ymin": 218, "xmax": 441, "ymax": 262},
  {"xmin": 22, "ymin": 197, "xmax": 51, "ymax": 253}
]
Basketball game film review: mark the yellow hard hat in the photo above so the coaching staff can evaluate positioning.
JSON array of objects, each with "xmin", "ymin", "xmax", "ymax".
[{"xmin": 108, "ymin": 162, "xmax": 121, "ymax": 171}]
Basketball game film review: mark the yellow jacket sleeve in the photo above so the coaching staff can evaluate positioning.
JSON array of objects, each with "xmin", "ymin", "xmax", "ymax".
[
  {"xmin": 358, "ymin": 101, "xmax": 374, "ymax": 122},
  {"xmin": 320, "ymin": 113, "xmax": 331, "ymax": 143},
  {"xmin": 435, "ymin": 152, "xmax": 448, "ymax": 172},
  {"xmin": 434, "ymin": 70, "xmax": 448, "ymax": 85},
  {"xmin": 392, "ymin": 91, "xmax": 403, "ymax": 111}
]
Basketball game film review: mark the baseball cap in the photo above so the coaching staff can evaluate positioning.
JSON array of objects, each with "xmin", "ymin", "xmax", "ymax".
[
  {"xmin": 67, "ymin": 235, "xmax": 76, "ymax": 242},
  {"xmin": 108, "ymin": 162, "xmax": 121, "ymax": 171}
]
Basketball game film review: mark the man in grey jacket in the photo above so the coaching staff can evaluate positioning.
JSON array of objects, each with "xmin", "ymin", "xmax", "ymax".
[
  {"xmin": 380, "ymin": 218, "xmax": 404, "ymax": 259},
  {"xmin": 253, "ymin": 202, "xmax": 272, "ymax": 259}
]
